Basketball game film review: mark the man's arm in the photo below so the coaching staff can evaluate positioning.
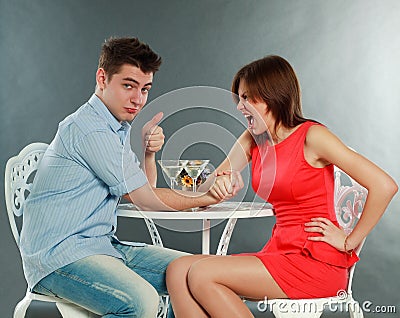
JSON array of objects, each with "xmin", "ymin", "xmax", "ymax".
[
  {"xmin": 142, "ymin": 152, "xmax": 157, "ymax": 187},
  {"xmin": 126, "ymin": 171, "xmax": 244, "ymax": 211},
  {"xmin": 127, "ymin": 183, "xmax": 221, "ymax": 211}
]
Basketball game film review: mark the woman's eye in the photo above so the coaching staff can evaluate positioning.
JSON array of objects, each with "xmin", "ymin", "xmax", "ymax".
[{"xmin": 240, "ymin": 96, "xmax": 248, "ymax": 104}]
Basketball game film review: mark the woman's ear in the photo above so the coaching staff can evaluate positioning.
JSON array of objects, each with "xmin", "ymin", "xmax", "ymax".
[{"xmin": 264, "ymin": 102, "xmax": 270, "ymax": 115}]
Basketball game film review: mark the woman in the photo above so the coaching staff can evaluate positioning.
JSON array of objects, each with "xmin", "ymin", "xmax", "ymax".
[{"xmin": 166, "ymin": 55, "xmax": 398, "ymax": 318}]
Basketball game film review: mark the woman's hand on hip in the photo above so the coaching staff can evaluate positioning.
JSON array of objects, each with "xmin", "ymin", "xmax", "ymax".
[{"xmin": 304, "ymin": 217, "xmax": 347, "ymax": 252}]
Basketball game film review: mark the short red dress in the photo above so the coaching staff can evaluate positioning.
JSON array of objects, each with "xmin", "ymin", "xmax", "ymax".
[{"xmin": 236, "ymin": 121, "xmax": 359, "ymax": 299}]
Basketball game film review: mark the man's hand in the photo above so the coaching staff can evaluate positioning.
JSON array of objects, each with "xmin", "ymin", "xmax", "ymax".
[
  {"xmin": 142, "ymin": 112, "xmax": 165, "ymax": 153},
  {"xmin": 208, "ymin": 170, "xmax": 244, "ymax": 201}
]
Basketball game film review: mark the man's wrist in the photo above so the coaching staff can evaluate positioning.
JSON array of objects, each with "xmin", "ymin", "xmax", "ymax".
[{"xmin": 143, "ymin": 151, "xmax": 156, "ymax": 163}]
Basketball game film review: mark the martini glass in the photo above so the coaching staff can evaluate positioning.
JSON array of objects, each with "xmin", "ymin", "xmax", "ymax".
[
  {"xmin": 157, "ymin": 160, "xmax": 188, "ymax": 189},
  {"xmin": 185, "ymin": 160, "xmax": 210, "ymax": 192}
]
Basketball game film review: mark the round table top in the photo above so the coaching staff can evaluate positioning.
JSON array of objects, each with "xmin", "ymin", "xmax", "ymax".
[{"xmin": 117, "ymin": 201, "xmax": 274, "ymax": 220}]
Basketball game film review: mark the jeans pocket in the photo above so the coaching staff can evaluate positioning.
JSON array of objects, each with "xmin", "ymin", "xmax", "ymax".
[{"xmin": 32, "ymin": 282, "xmax": 59, "ymax": 298}]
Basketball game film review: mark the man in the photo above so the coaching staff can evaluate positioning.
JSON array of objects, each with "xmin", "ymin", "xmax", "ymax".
[{"xmin": 20, "ymin": 37, "xmax": 242, "ymax": 317}]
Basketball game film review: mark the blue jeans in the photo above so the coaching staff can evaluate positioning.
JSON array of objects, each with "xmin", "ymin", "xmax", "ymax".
[{"xmin": 33, "ymin": 241, "xmax": 187, "ymax": 317}]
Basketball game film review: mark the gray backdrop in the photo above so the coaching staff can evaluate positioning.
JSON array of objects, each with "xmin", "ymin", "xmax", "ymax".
[{"xmin": 1, "ymin": 1, "xmax": 399, "ymax": 317}]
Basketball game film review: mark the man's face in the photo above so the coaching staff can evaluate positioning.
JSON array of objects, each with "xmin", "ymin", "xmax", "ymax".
[{"xmin": 96, "ymin": 64, "xmax": 153, "ymax": 122}]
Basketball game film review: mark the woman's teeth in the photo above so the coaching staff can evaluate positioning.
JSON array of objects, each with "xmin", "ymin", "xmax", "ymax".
[{"xmin": 245, "ymin": 115, "xmax": 254, "ymax": 127}]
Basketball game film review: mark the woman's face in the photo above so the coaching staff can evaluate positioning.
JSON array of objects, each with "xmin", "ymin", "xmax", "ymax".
[{"xmin": 237, "ymin": 80, "xmax": 272, "ymax": 136}]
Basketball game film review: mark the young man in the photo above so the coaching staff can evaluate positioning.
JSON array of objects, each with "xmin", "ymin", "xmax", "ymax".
[{"xmin": 19, "ymin": 37, "xmax": 241, "ymax": 317}]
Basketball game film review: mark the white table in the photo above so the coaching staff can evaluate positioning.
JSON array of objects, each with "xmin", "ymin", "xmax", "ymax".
[
  {"xmin": 117, "ymin": 201, "xmax": 274, "ymax": 318},
  {"xmin": 117, "ymin": 201, "xmax": 274, "ymax": 255}
]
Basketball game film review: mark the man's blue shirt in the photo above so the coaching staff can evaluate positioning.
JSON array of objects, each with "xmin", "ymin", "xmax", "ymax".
[{"xmin": 20, "ymin": 94, "xmax": 148, "ymax": 288}]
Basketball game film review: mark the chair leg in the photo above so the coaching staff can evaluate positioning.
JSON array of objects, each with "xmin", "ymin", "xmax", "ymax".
[
  {"xmin": 56, "ymin": 302, "xmax": 97, "ymax": 318},
  {"xmin": 349, "ymin": 301, "xmax": 364, "ymax": 318},
  {"xmin": 13, "ymin": 296, "xmax": 32, "ymax": 318}
]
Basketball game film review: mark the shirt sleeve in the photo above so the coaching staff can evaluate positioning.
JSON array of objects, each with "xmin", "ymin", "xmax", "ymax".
[{"xmin": 74, "ymin": 130, "xmax": 148, "ymax": 196}]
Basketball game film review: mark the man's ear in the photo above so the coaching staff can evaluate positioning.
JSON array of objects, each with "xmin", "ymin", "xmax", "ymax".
[{"xmin": 96, "ymin": 68, "xmax": 107, "ymax": 90}]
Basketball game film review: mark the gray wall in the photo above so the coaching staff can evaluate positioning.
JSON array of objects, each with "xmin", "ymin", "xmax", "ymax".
[{"xmin": 1, "ymin": 0, "xmax": 399, "ymax": 317}]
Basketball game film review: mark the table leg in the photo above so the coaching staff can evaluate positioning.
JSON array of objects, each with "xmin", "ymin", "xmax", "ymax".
[
  {"xmin": 143, "ymin": 218, "xmax": 164, "ymax": 247},
  {"xmin": 202, "ymin": 219, "xmax": 211, "ymax": 254}
]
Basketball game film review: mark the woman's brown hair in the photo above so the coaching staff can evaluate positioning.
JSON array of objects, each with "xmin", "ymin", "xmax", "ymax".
[{"xmin": 232, "ymin": 55, "xmax": 308, "ymax": 135}]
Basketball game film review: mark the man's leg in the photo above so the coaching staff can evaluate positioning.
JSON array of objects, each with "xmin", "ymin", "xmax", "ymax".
[
  {"xmin": 112, "ymin": 242, "xmax": 189, "ymax": 318},
  {"xmin": 33, "ymin": 254, "xmax": 160, "ymax": 318},
  {"xmin": 112, "ymin": 243, "xmax": 188, "ymax": 295}
]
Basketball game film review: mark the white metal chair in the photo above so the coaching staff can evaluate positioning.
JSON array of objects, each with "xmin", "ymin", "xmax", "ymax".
[
  {"xmin": 5, "ymin": 142, "xmax": 96, "ymax": 318},
  {"xmin": 267, "ymin": 165, "xmax": 368, "ymax": 318},
  {"xmin": 5, "ymin": 142, "xmax": 172, "ymax": 318}
]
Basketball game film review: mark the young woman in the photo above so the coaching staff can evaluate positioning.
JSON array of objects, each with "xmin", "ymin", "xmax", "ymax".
[{"xmin": 166, "ymin": 55, "xmax": 398, "ymax": 318}]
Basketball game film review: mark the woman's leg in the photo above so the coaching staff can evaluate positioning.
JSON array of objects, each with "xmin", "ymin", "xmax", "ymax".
[
  {"xmin": 187, "ymin": 255, "xmax": 288, "ymax": 318},
  {"xmin": 166, "ymin": 254, "xmax": 212, "ymax": 317},
  {"xmin": 33, "ymin": 254, "xmax": 160, "ymax": 318}
]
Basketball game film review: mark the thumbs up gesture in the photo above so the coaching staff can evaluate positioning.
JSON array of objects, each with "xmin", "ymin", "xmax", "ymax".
[{"xmin": 142, "ymin": 112, "xmax": 165, "ymax": 153}]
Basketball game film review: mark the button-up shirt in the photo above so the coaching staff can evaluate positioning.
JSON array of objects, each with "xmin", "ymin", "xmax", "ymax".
[{"xmin": 20, "ymin": 94, "xmax": 147, "ymax": 289}]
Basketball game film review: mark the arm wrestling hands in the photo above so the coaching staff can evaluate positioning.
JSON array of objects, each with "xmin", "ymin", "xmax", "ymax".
[{"xmin": 127, "ymin": 113, "xmax": 244, "ymax": 210}]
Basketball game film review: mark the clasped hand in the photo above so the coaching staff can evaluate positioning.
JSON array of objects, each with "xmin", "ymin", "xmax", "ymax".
[
  {"xmin": 304, "ymin": 217, "xmax": 348, "ymax": 252},
  {"xmin": 209, "ymin": 170, "xmax": 244, "ymax": 201}
]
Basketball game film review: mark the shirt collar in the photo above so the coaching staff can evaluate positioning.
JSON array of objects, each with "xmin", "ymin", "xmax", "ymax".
[{"xmin": 87, "ymin": 94, "xmax": 131, "ymax": 133}]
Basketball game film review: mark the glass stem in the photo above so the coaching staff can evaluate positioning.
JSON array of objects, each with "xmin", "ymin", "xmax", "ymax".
[
  {"xmin": 170, "ymin": 178, "xmax": 175, "ymax": 190},
  {"xmin": 192, "ymin": 178, "xmax": 197, "ymax": 192},
  {"xmin": 191, "ymin": 177, "xmax": 198, "ymax": 212}
]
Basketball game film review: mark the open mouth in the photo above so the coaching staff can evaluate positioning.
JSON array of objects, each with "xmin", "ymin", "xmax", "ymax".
[{"xmin": 245, "ymin": 115, "xmax": 254, "ymax": 128}]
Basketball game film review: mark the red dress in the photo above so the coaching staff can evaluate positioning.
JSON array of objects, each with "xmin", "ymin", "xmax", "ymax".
[{"xmin": 236, "ymin": 121, "xmax": 359, "ymax": 298}]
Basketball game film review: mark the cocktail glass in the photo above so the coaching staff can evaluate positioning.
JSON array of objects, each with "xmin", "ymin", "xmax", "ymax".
[
  {"xmin": 157, "ymin": 160, "xmax": 188, "ymax": 189},
  {"xmin": 185, "ymin": 160, "xmax": 210, "ymax": 192}
]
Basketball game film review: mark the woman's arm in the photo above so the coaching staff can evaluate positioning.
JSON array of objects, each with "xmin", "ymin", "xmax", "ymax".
[
  {"xmin": 197, "ymin": 130, "xmax": 254, "ymax": 192},
  {"xmin": 305, "ymin": 125, "xmax": 398, "ymax": 251}
]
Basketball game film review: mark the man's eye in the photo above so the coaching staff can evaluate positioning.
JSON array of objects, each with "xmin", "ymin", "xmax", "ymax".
[
  {"xmin": 124, "ymin": 84, "xmax": 132, "ymax": 89},
  {"xmin": 142, "ymin": 87, "xmax": 150, "ymax": 93}
]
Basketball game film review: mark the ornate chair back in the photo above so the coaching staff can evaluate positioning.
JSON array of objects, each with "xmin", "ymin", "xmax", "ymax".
[{"xmin": 5, "ymin": 143, "xmax": 95, "ymax": 318}]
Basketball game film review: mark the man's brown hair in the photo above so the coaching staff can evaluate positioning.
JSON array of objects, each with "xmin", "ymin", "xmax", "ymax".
[{"xmin": 98, "ymin": 37, "xmax": 162, "ymax": 79}]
